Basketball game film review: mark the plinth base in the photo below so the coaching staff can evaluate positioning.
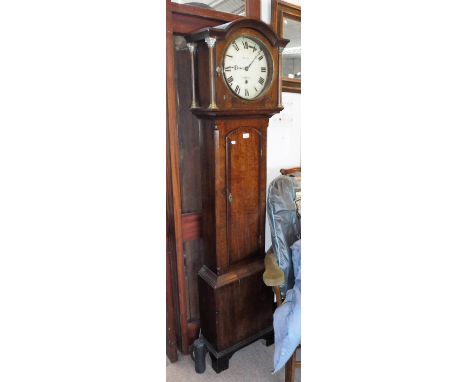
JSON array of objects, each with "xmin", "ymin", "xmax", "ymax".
[
  {"xmin": 202, "ymin": 327, "xmax": 273, "ymax": 373},
  {"xmin": 197, "ymin": 257, "xmax": 273, "ymax": 372}
]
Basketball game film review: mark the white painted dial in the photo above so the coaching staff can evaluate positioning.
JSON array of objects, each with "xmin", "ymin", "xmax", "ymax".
[{"xmin": 223, "ymin": 36, "xmax": 270, "ymax": 100}]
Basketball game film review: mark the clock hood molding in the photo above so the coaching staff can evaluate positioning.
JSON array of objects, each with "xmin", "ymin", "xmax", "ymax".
[
  {"xmin": 185, "ymin": 17, "xmax": 288, "ymax": 113},
  {"xmin": 186, "ymin": 18, "xmax": 289, "ymax": 48}
]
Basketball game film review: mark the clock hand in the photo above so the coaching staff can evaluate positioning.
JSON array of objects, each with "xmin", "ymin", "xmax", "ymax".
[{"xmin": 245, "ymin": 51, "xmax": 261, "ymax": 71}]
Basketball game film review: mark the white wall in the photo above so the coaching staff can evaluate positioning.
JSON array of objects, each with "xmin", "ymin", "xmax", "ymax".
[
  {"xmin": 267, "ymin": 92, "xmax": 301, "ymax": 184},
  {"xmin": 260, "ymin": 0, "xmax": 271, "ymax": 24},
  {"xmin": 265, "ymin": 92, "xmax": 301, "ymax": 249}
]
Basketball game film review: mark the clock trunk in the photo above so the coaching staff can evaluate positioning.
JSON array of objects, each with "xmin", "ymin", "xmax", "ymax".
[{"xmin": 197, "ymin": 116, "xmax": 273, "ymax": 358}]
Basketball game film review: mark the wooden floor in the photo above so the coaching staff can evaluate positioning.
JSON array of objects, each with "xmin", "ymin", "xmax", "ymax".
[{"xmin": 166, "ymin": 339, "xmax": 301, "ymax": 382}]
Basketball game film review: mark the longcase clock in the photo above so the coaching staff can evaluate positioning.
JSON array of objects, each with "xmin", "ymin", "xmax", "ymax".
[{"xmin": 186, "ymin": 18, "xmax": 288, "ymax": 373}]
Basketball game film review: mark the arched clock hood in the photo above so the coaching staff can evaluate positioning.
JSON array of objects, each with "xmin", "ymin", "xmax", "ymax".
[{"xmin": 185, "ymin": 18, "xmax": 289, "ymax": 118}]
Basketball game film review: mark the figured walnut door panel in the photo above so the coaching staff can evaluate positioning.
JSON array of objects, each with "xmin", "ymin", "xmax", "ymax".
[{"xmin": 225, "ymin": 127, "xmax": 264, "ymax": 265}]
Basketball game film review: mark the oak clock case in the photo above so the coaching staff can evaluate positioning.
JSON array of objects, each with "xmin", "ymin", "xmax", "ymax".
[{"xmin": 186, "ymin": 19, "xmax": 288, "ymax": 373}]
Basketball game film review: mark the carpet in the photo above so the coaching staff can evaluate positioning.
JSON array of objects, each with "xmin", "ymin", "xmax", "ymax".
[{"xmin": 166, "ymin": 339, "xmax": 300, "ymax": 381}]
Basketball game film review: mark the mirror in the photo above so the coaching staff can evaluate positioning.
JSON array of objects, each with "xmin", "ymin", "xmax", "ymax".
[
  {"xmin": 272, "ymin": 0, "xmax": 301, "ymax": 93},
  {"xmin": 282, "ymin": 17, "xmax": 301, "ymax": 80}
]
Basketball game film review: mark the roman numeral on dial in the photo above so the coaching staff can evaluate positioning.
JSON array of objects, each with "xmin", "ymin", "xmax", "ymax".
[
  {"xmin": 258, "ymin": 55, "xmax": 264, "ymax": 61},
  {"xmin": 227, "ymin": 76, "xmax": 233, "ymax": 84},
  {"xmin": 261, "ymin": 67, "xmax": 266, "ymax": 72},
  {"xmin": 225, "ymin": 66, "xmax": 232, "ymax": 72},
  {"xmin": 245, "ymin": 89, "xmax": 249, "ymax": 97},
  {"xmin": 242, "ymin": 41, "xmax": 248, "ymax": 49},
  {"xmin": 258, "ymin": 77, "xmax": 265, "ymax": 85},
  {"xmin": 235, "ymin": 85, "xmax": 240, "ymax": 94},
  {"xmin": 233, "ymin": 42, "xmax": 239, "ymax": 51}
]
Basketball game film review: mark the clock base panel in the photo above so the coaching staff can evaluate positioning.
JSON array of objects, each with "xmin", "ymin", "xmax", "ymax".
[{"xmin": 198, "ymin": 260, "xmax": 273, "ymax": 358}]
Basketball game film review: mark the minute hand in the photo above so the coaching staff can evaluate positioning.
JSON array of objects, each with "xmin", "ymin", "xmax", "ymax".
[{"xmin": 245, "ymin": 51, "xmax": 261, "ymax": 70}]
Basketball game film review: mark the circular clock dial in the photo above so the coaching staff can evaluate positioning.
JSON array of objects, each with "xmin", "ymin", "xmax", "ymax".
[{"xmin": 223, "ymin": 36, "xmax": 270, "ymax": 100}]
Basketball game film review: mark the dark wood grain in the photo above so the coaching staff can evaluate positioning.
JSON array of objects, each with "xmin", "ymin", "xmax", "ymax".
[
  {"xmin": 166, "ymin": 190, "xmax": 178, "ymax": 362},
  {"xmin": 187, "ymin": 319, "xmax": 201, "ymax": 347},
  {"xmin": 282, "ymin": 78, "xmax": 301, "ymax": 93},
  {"xmin": 166, "ymin": 82, "xmax": 180, "ymax": 363},
  {"xmin": 271, "ymin": 0, "xmax": 301, "ymax": 35},
  {"xmin": 166, "ymin": 0, "xmax": 190, "ymax": 354},
  {"xmin": 280, "ymin": 166, "xmax": 301, "ymax": 175},
  {"xmin": 167, "ymin": 1, "xmax": 270, "ymax": 361},
  {"xmin": 171, "ymin": 3, "xmax": 242, "ymax": 35},
  {"xmin": 171, "ymin": 1, "xmax": 262, "ymax": 36},
  {"xmin": 246, "ymin": 0, "xmax": 261, "ymax": 19},
  {"xmin": 197, "ymin": 119, "xmax": 269, "ymax": 275},
  {"xmin": 198, "ymin": 261, "xmax": 272, "ymax": 351},
  {"xmin": 174, "ymin": 38, "xmax": 203, "ymax": 214},
  {"xmin": 271, "ymin": 0, "xmax": 301, "ymax": 93},
  {"xmin": 166, "ymin": 257, "xmax": 178, "ymax": 362},
  {"xmin": 186, "ymin": 19, "xmax": 283, "ymax": 365},
  {"xmin": 285, "ymin": 351, "xmax": 296, "ymax": 382},
  {"xmin": 226, "ymin": 125, "xmax": 264, "ymax": 266},
  {"xmin": 173, "ymin": 37, "xmax": 206, "ymax": 343},
  {"xmin": 183, "ymin": 239, "xmax": 204, "ymax": 320},
  {"xmin": 181, "ymin": 212, "xmax": 202, "ymax": 242},
  {"xmin": 187, "ymin": 19, "xmax": 288, "ymax": 113},
  {"xmin": 186, "ymin": 18, "xmax": 288, "ymax": 47},
  {"xmin": 172, "ymin": 3, "xmax": 241, "ymax": 21}
]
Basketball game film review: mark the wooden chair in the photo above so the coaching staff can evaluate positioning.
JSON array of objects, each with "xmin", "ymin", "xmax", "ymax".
[
  {"xmin": 263, "ymin": 249, "xmax": 301, "ymax": 382},
  {"xmin": 280, "ymin": 167, "xmax": 301, "ymax": 176}
]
